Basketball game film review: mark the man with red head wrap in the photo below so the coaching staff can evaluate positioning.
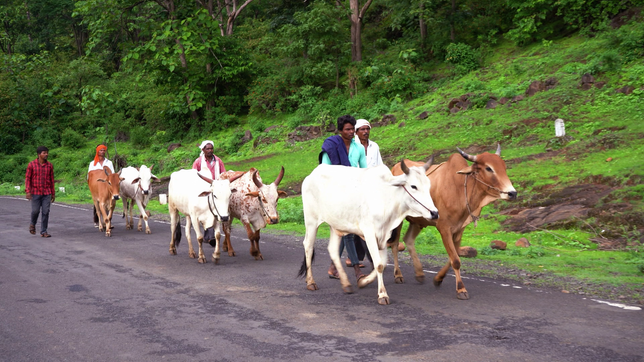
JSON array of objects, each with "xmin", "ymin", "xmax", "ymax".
[{"xmin": 87, "ymin": 144, "xmax": 114, "ymax": 174}]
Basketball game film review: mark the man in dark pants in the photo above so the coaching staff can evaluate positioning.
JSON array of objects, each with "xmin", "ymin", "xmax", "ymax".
[{"xmin": 25, "ymin": 146, "xmax": 55, "ymax": 237}]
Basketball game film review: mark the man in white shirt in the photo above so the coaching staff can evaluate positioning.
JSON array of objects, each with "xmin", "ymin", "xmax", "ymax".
[
  {"xmin": 87, "ymin": 144, "xmax": 115, "ymax": 173},
  {"xmin": 354, "ymin": 119, "xmax": 383, "ymax": 168}
]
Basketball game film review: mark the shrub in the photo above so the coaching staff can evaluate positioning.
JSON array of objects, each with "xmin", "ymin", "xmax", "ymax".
[
  {"xmin": 445, "ymin": 43, "xmax": 480, "ymax": 74},
  {"xmin": 130, "ymin": 126, "xmax": 151, "ymax": 149},
  {"xmin": 61, "ymin": 128, "xmax": 86, "ymax": 149}
]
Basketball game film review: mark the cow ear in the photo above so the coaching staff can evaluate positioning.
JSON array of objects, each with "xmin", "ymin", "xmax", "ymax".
[
  {"xmin": 388, "ymin": 174, "xmax": 407, "ymax": 187},
  {"xmin": 198, "ymin": 191, "xmax": 211, "ymax": 197},
  {"xmin": 131, "ymin": 177, "xmax": 141, "ymax": 184},
  {"xmin": 245, "ymin": 191, "xmax": 260, "ymax": 197},
  {"xmin": 230, "ymin": 188, "xmax": 238, "ymax": 193},
  {"xmin": 151, "ymin": 175, "xmax": 160, "ymax": 182},
  {"xmin": 120, "ymin": 177, "xmax": 125, "ymax": 181},
  {"xmin": 97, "ymin": 178, "xmax": 107, "ymax": 183},
  {"xmin": 278, "ymin": 190, "xmax": 288, "ymax": 198},
  {"xmin": 457, "ymin": 166, "xmax": 474, "ymax": 175}
]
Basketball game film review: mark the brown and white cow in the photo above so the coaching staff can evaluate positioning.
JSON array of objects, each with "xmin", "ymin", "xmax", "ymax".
[
  {"xmin": 390, "ymin": 144, "xmax": 517, "ymax": 300},
  {"xmin": 219, "ymin": 167, "xmax": 287, "ymax": 260},
  {"xmin": 88, "ymin": 167, "xmax": 124, "ymax": 237}
]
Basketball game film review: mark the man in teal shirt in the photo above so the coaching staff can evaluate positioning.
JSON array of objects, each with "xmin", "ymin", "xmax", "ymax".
[{"xmin": 319, "ymin": 115, "xmax": 367, "ymax": 283}]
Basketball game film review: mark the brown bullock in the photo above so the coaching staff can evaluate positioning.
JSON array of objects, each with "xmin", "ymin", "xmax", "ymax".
[
  {"xmin": 88, "ymin": 167, "xmax": 124, "ymax": 237},
  {"xmin": 390, "ymin": 145, "xmax": 517, "ymax": 299}
]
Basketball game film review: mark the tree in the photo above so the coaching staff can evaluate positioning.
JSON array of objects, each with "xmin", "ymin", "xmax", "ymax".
[{"xmin": 336, "ymin": 0, "xmax": 374, "ymax": 62}]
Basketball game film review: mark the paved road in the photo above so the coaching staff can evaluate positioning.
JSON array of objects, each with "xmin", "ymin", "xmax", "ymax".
[{"xmin": 1, "ymin": 197, "xmax": 642, "ymax": 362}]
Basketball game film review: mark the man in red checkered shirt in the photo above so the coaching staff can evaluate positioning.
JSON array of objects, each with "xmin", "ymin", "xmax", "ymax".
[{"xmin": 25, "ymin": 146, "xmax": 55, "ymax": 237}]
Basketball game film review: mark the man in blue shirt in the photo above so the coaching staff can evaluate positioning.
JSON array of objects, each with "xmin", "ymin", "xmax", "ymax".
[{"xmin": 319, "ymin": 115, "xmax": 367, "ymax": 283}]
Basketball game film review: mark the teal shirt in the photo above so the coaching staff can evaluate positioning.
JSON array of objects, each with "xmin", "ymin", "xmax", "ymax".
[{"xmin": 321, "ymin": 138, "xmax": 367, "ymax": 168}]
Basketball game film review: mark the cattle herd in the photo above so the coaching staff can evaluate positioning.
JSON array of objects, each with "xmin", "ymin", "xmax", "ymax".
[{"xmin": 87, "ymin": 146, "xmax": 516, "ymax": 305}]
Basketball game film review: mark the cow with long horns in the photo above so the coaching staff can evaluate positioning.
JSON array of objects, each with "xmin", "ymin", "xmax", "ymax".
[
  {"xmin": 219, "ymin": 167, "xmax": 287, "ymax": 260},
  {"xmin": 390, "ymin": 144, "xmax": 517, "ymax": 300}
]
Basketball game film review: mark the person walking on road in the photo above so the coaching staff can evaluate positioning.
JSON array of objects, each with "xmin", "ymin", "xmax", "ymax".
[{"xmin": 25, "ymin": 146, "xmax": 55, "ymax": 238}]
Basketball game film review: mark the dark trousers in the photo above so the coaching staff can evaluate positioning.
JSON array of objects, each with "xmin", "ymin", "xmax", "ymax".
[
  {"xmin": 339, "ymin": 234, "xmax": 360, "ymax": 266},
  {"xmin": 31, "ymin": 194, "xmax": 51, "ymax": 235}
]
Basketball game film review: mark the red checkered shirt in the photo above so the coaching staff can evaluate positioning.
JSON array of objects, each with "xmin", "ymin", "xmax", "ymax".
[{"xmin": 25, "ymin": 159, "xmax": 55, "ymax": 196}]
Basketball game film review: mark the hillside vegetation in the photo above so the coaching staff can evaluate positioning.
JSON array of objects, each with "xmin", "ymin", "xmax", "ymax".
[{"xmin": 1, "ymin": 1, "xmax": 643, "ymax": 303}]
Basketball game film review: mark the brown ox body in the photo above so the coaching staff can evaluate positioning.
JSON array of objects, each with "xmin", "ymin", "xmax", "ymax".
[
  {"xmin": 219, "ymin": 167, "xmax": 286, "ymax": 260},
  {"xmin": 390, "ymin": 145, "xmax": 517, "ymax": 299},
  {"xmin": 88, "ymin": 167, "xmax": 124, "ymax": 237}
]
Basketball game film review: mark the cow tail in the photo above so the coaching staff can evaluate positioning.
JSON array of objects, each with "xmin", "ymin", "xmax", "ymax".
[
  {"xmin": 93, "ymin": 206, "xmax": 99, "ymax": 223},
  {"xmin": 174, "ymin": 219, "xmax": 181, "ymax": 247},
  {"xmin": 297, "ymin": 249, "xmax": 314, "ymax": 278}
]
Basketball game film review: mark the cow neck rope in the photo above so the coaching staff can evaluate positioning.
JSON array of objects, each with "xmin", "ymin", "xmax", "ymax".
[
  {"xmin": 256, "ymin": 189, "xmax": 270, "ymax": 220},
  {"xmin": 207, "ymin": 193, "xmax": 223, "ymax": 220},
  {"xmin": 402, "ymin": 186, "xmax": 435, "ymax": 214},
  {"xmin": 463, "ymin": 172, "xmax": 509, "ymax": 227}
]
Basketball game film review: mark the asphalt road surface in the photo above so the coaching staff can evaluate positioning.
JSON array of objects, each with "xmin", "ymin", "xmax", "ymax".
[{"xmin": 1, "ymin": 196, "xmax": 642, "ymax": 362}]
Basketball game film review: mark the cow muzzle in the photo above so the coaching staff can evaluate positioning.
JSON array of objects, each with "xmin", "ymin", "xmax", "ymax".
[
  {"xmin": 113, "ymin": 195, "xmax": 120, "ymax": 200},
  {"xmin": 429, "ymin": 210, "xmax": 439, "ymax": 220},
  {"xmin": 268, "ymin": 217, "xmax": 279, "ymax": 225},
  {"xmin": 142, "ymin": 190, "xmax": 149, "ymax": 195},
  {"xmin": 219, "ymin": 216, "xmax": 230, "ymax": 222}
]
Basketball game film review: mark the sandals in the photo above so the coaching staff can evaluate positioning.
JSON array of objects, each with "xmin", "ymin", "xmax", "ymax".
[
  {"xmin": 328, "ymin": 264, "xmax": 340, "ymax": 279},
  {"xmin": 29, "ymin": 224, "xmax": 36, "ymax": 235},
  {"xmin": 345, "ymin": 259, "xmax": 365, "ymax": 268},
  {"xmin": 41, "ymin": 233, "xmax": 51, "ymax": 238}
]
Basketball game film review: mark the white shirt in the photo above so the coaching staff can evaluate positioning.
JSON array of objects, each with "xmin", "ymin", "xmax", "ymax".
[
  {"xmin": 88, "ymin": 159, "xmax": 115, "ymax": 174},
  {"xmin": 355, "ymin": 136, "xmax": 383, "ymax": 168}
]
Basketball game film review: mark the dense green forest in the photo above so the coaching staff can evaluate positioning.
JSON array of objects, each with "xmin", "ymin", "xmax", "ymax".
[{"xmin": 2, "ymin": 0, "xmax": 642, "ymax": 160}]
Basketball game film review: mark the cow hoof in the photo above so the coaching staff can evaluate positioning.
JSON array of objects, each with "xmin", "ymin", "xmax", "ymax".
[
  {"xmin": 138, "ymin": 227, "xmax": 143, "ymax": 232},
  {"xmin": 254, "ymin": 254, "xmax": 264, "ymax": 261},
  {"xmin": 145, "ymin": 229, "xmax": 151, "ymax": 234},
  {"xmin": 342, "ymin": 285, "xmax": 354, "ymax": 294},
  {"xmin": 457, "ymin": 291, "xmax": 469, "ymax": 300},
  {"xmin": 198, "ymin": 257, "xmax": 207, "ymax": 264},
  {"xmin": 126, "ymin": 225, "xmax": 132, "ymax": 230},
  {"xmin": 228, "ymin": 251, "xmax": 236, "ymax": 257},
  {"xmin": 433, "ymin": 278, "xmax": 443, "ymax": 288},
  {"xmin": 378, "ymin": 296, "xmax": 390, "ymax": 305},
  {"xmin": 169, "ymin": 249, "xmax": 177, "ymax": 255},
  {"xmin": 307, "ymin": 283, "xmax": 319, "ymax": 291},
  {"xmin": 189, "ymin": 251, "xmax": 197, "ymax": 259},
  {"xmin": 214, "ymin": 258, "xmax": 220, "ymax": 265},
  {"xmin": 415, "ymin": 275, "xmax": 425, "ymax": 284},
  {"xmin": 394, "ymin": 277, "xmax": 404, "ymax": 284}
]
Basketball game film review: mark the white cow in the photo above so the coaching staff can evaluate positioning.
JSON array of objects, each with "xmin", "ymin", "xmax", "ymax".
[
  {"xmin": 120, "ymin": 165, "xmax": 159, "ymax": 234},
  {"xmin": 168, "ymin": 169, "xmax": 240, "ymax": 264},
  {"xmin": 297, "ymin": 159, "xmax": 439, "ymax": 305}
]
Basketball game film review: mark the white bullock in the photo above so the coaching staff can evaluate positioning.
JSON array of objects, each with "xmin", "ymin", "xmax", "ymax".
[
  {"xmin": 297, "ymin": 159, "xmax": 439, "ymax": 305},
  {"xmin": 168, "ymin": 169, "xmax": 240, "ymax": 264},
  {"xmin": 120, "ymin": 165, "xmax": 159, "ymax": 234}
]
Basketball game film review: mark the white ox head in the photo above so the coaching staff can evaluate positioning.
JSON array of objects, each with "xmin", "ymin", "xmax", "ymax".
[
  {"xmin": 393, "ymin": 158, "xmax": 439, "ymax": 220},
  {"xmin": 131, "ymin": 165, "xmax": 160, "ymax": 196},
  {"xmin": 196, "ymin": 172, "xmax": 242, "ymax": 222},
  {"xmin": 246, "ymin": 167, "xmax": 287, "ymax": 225}
]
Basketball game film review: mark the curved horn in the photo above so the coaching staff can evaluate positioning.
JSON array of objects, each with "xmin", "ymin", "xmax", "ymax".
[
  {"xmin": 400, "ymin": 159, "xmax": 410, "ymax": 175},
  {"xmin": 457, "ymin": 147, "xmax": 477, "ymax": 162},
  {"xmin": 197, "ymin": 172, "xmax": 214, "ymax": 185},
  {"xmin": 252, "ymin": 170, "xmax": 263, "ymax": 189},
  {"xmin": 423, "ymin": 155, "xmax": 434, "ymax": 171},
  {"xmin": 273, "ymin": 166, "xmax": 285, "ymax": 186},
  {"xmin": 103, "ymin": 167, "xmax": 110, "ymax": 176},
  {"xmin": 228, "ymin": 172, "xmax": 244, "ymax": 184},
  {"xmin": 495, "ymin": 143, "xmax": 501, "ymax": 156}
]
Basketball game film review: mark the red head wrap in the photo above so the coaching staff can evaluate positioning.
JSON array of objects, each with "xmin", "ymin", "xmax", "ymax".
[{"xmin": 94, "ymin": 145, "xmax": 107, "ymax": 166}]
